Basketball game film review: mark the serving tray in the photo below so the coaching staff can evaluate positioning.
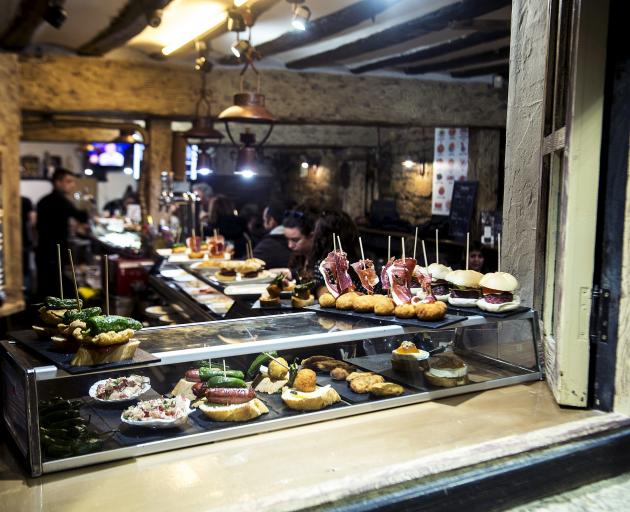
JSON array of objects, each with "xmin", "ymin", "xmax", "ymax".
[
  {"xmin": 446, "ymin": 305, "xmax": 530, "ymax": 318},
  {"xmin": 9, "ymin": 330, "xmax": 160, "ymax": 375},
  {"xmin": 305, "ymin": 304, "xmax": 465, "ymax": 329}
]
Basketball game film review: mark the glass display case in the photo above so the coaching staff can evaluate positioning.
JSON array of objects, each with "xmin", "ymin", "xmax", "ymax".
[{"xmin": 0, "ymin": 310, "xmax": 542, "ymax": 477}]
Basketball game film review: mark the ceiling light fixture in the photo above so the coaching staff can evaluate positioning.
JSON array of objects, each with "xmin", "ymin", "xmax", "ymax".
[
  {"xmin": 84, "ymin": 168, "xmax": 93, "ymax": 176},
  {"xmin": 113, "ymin": 129, "xmax": 138, "ymax": 144},
  {"xmin": 402, "ymin": 159, "xmax": 415, "ymax": 169},
  {"xmin": 287, "ymin": 1, "xmax": 311, "ymax": 31},
  {"xmin": 234, "ymin": 130, "xmax": 259, "ymax": 177},
  {"xmin": 44, "ymin": 0, "xmax": 68, "ymax": 29},
  {"xmin": 160, "ymin": 7, "xmax": 227, "ymax": 56},
  {"xmin": 231, "ymin": 37, "xmax": 251, "ymax": 59}
]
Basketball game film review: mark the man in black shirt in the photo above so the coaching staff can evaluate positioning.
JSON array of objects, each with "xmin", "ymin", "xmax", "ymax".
[
  {"xmin": 252, "ymin": 202, "xmax": 291, "ymax": 269},
  {"xmin": 35, "ymin": 168, "xmax": 89, "ymax": 299}
]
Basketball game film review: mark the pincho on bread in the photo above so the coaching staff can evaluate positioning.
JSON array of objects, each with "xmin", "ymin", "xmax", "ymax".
[
  {"xmin": 424, "ymin": 354, "xmax": 469, "ymax": 388},
  {"xmin": 36, "ymin": 296, "xmax": 83, "ymax": 329},
  {"xmin": 70, "ymin": 315, "xmax": 142, "ymax": 366},
  {"xmin": 445, "ymin": 269, "xmax": 484, "ymax": 307},
  {"xmin": 291, "ymin": 281, "xmax": 315, "ymax": 308},
  {"xmin": 477, "ymin": 272, "xmax": 521, "ymax": 312},
  {"xmin": 281, "ymin": 368, "xmax": 341, "ymax": 411},
  {"xmin": 426, "ymin": 263, "xmax": 452, "ymax": 301}
]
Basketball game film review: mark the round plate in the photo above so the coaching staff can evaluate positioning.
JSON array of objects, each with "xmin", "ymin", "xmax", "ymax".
[
  {"xmin": 145, "ymin": 306, "xmax": 171, "ymax": 317},
  {"xmin": 120, "ymin": 397, "xmax": 191, "ymax": 429},
  {"xmin": 213, "ymin": 270, "xmax": 276, "ymax": 285},
  {"xmin": 89, "ymin": 376, "xmax": 151, "ymax": 403}
]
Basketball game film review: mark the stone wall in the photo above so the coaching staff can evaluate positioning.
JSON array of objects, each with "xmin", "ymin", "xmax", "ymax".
[{"xmin": 19, "ymin": 56, "xmax": 507, "ymax": 127}]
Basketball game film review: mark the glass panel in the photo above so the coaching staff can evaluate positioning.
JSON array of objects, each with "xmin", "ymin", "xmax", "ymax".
[{"xmin": 137, "ymin": 313, "xmax": 391, "ymax": 352}]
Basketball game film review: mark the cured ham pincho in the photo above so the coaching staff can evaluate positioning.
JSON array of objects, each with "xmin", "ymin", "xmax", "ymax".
[
  {"xmin": 319, "ymin": 250, "xmax": 354, "ymax": 298},
  {"xmin": 351, "ymin": 259, "xmax": 379, "ymax": 294},
  {"xmin": 380, "ymin": 257, "xmax": 395, "ymax": 290},
  {"xmin": 386, "ymin": 258, "xmax": 416, "ymax": 305}
]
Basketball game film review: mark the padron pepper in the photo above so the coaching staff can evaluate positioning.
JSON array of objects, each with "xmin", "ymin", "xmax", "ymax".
[
  {"xmin": 85, "ymin": 315, "xmax": 142, "ymax": 335},
  {"xmin": 44, "ymin": 297, "xmax": 83, "ymax": 310},
  {"xmin": 62, "ymin": 307, "xmax": 102, "ymax": 324}
]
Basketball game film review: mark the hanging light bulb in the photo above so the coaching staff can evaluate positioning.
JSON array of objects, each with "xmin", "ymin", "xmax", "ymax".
[
  {"xmin": 287, "ymin": 1, "xmax": 311, "ymax": 31},
  {"xmin": 234, "ymin": 130, "xmax": 258, "ymax": 177},
  {"xmin": 231, "ymin": 37, "xmax": 251, "ymax": 59}
]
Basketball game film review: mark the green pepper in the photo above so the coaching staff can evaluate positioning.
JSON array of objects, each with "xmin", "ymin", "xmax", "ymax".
[
  {"xmin": 45, "ymin": 417, "xmax": 86, "ymax": 429},
  {"xmin": 72, "ymin": 437, "xmax": 103, "ymax": 455},
  {"xmin": 199, "ymin": 368, "xmax": 244, "ymax": 381},
  {"xmin": 85, "ymin": 315, "xmax": 142, "ymax": 335},
  {"xmin": 40, "ymin": 408, "xmax": 80, "ymax": 426},
  {"xmin": 294, "ymin": 281, "xmax": 314, "ymax": 300},
  {"xmin": 246, "ymin": 351, "xmax": 277, "ymax": 379},
  {"xmin": 206, "ymin": 376, "xmax": 248, "ymax": 388},
  {"xmin": 44, "ymin": 297, "xmax": 83, "ymax": 310},
  {"xmin": 41, "ymin": 425, "xmax": 89, "ymax": 440},
  {"xmin": 62, "ymin": 307, "xmax": 102, "ymax": 324}
]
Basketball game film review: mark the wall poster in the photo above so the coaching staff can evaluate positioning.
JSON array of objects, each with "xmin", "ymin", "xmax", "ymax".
[{"xmin": 431, "ymin": 127, "xmax": 469, "ymax": 215}]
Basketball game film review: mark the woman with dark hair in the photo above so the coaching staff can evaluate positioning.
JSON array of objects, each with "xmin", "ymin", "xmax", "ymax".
[
  {"xmin": 460, "ymin": 240, "xmax": 492, "ymax": 273},
  {"xmin": 207, "ymin": 195, "xmax": 247, "ymax": 258},
  {"xmin": 283, "ymin": 208, "xmax": 318, "ymax": 280}
]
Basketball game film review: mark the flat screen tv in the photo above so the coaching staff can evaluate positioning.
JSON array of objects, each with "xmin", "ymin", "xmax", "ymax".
[{"xmin": 85, "ymin": 142, "xmax": 134, "ymax": 169}]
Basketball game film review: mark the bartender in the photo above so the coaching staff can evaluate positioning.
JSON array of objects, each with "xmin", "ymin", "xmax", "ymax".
[{"xmin": 35, "ymin": 168, "xmax": 90, "ymax": 299}]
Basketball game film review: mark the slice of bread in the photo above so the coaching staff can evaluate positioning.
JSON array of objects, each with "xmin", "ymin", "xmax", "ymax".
[
  {"xmin": 281, "ymin": 385, "xmax": 341, "ymax": 411},
  {"xmin": 198, "ymin": 398, "xmax": 269, "ymax": 422},
  {"xmin": 70, "ymin": 339, "xmax": 139, "ymax": 366}
]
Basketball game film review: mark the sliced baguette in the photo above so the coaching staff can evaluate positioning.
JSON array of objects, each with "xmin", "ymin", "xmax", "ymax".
[
  {"xmin": 70, "ymin": 339, "xmax": 139, "ymax": 366},
  {"xmin": 281, "ymin": 385, "xmax": 341, "ymax": 411},
  {"xmin": 198, "ymin": 398, "xmax": 269, "ymax": 422},
  {"xmin": 170, "ymin": 379, "xmax": 197, "ymax": 401}
]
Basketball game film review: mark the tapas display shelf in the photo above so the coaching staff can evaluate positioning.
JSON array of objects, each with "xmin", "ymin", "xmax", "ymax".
[{"xmin": 0, "ymin": 311, "xmax": 542, "ymax": 476}]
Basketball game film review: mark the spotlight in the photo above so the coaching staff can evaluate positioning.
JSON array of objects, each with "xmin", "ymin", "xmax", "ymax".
[
  {"xmin": 402, "ymin": 159, "xmax": 415, "ymax": 169},
  {"xmin": 231, "ymin": 38, "xmax": 251, "ymax": 59},
  {"xmin": 301, "ymin": 161, "xmax": 309, "ymax": 169},
  {"xmin": 289, "ymin": 2, "xmax": 311, "ymax": 31},
  {"xmin": 123, "ymin": 167, "xmax": 133, "ymax": 175},
  {"xmin": 84, "ymin": 168, "xmax": 93, "ymax": 176},
  {"xmin": 197, "ymin": 152, "xmax": 213, "ymax": 175},
  {"xmin": 44, "ymin": 1, "xmax": 67, "ymax": 29},
  {"xmin": 227, "ymin": 9, "xmax": 246, "ymax": 32},
  {"xmin": 236, "ymin": 169, "xmax": 256, "ymax": 179}
]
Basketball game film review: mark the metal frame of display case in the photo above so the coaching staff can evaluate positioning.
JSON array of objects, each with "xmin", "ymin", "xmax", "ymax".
[{"xmin": 0, "ymin": 311, "xmax": 543, "ymax": 476}]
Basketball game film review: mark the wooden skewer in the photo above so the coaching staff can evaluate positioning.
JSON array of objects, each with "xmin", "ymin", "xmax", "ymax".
[
  {"xmin": 104, "ymin": 255, "xmax": 110, "ymax": 316},
  {"xmin": 213, "ymin": 228, "xmax": 218, "ymax": 240},
  {"xmin": 498, "ymin": 233, "xmax": 501, "ymax": 273},
  {"xmin": 435, "ymin": 229, "xmax": 439, "ymax": 264},
  {"xmin": 333, "ymin": 233, "xmax": 337, "ymax": 253},
  {"xmin": 422, "ymin": 240, "xmax": 429, "ymax": 268},
  {"xmin": 57, "ymin": 244, "xmax": 63, "ymax": 299},
  {"xmin": 401, "ymin": 237, "xmax": 405, "ymax": 261},
  {"xmin": 466, "ymin": 232, "xmax": 470, "ymax": 271},
  {"xmin": 413, "ymin": 226, "xmax": 418, "ymax": 261},
  {"xmin": 337, "ymin": 236, "xmax": 343, "ymax": 254},
  {"xmin": 223, "ymin": 360, "xmax": 227, "ymax": 378},
  {"xmin": 387, "ymin": 235, "xmax": 391, "ymax": 260},
  {"xmin": 67, "ymin": 249, "xmax": 81, "ymax": 312},
  {"xmin": 359, "ymin": 237, "xmax": 365, "ymax": 260},
  {"xmin": 264, "ymin": 352, "xmax": 290, "ymax": 370}
]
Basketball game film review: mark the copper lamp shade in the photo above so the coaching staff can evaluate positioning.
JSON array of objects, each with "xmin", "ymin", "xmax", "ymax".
[
  {"xmin": 219, "ymin": 92, "xmax": 276, "ymax": 146},
  {"xmin": 183, "ymin": 116, "xmax": 224, "ymax": 141}
]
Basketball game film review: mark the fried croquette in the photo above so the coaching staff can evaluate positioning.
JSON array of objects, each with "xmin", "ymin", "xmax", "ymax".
[
  {"xmin": 350, "ymin": 374, "xmax": 385, "ymax": 394},
  {"xmin": 318, "ymin": 292, "xmax": 336, "ymax": 308},
  {"xmin": 335, "ymin": 292, "xmax": 356, "ymax": 310},
  {"xmin": 394, "ymin": 303, "xmax": 416, "ymax": 319},
  {"xmin": 353, "ymin": 294, "xmax": 375, "ymax": 313},
  {"xmin": 345, "ymin": 371, "xmax": 373, "ymax": 382},
  {"xmin": 369, "ymin": 382, "xmax": 404, "ymax": 397},
  {"xmin": 330, "ymin": 367, "xmax": 350, "ymax": 380},
  {"xmin": 293, "ymin": 368, "xmax": 317, "ymax": 392},
  {"xmin": 373, "ymin": 296, "xmax": 395, "ymax": 316},
  {"xmin": 415, "ymin": 300, "xmax": 448, "ymax": 321}
]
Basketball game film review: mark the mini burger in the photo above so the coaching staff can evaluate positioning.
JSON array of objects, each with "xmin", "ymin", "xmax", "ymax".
[
  {"xmin": 445, "ymin": 269, "xmax": 484, "ymax": 307},
  {"xmin": 426, "ymin": 263, "xmax": 453, "ymax": 301},
  {"xmin": 477, "ymin": 272, "xmax": 521, "ymax": 312},
  {"xmin": 215, "ymin": 265, "xmax": 237, "ymax": 282},
  {"xmin": 424, "ymin": 354, "xmax": 469, "ymax": 388}
]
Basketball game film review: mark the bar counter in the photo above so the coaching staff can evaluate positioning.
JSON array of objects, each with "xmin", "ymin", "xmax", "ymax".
[{"xmin": 1, "ymin": 381, "xmax": 620, "ymax": 512}]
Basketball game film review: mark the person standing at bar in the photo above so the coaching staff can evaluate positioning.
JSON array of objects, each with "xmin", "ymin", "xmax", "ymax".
[
  {"xmin": 35, "ymin": 168, "xmax": 89, "ymax": 299},
  {"xmin": 252, "ymin": 202, "xmax": 291, "ymax": 268}
]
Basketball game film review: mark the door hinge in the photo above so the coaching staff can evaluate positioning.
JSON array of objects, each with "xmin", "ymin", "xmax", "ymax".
[{"xmin": 589, "ymin": 285, "xmax": 611, "ymax": 343}]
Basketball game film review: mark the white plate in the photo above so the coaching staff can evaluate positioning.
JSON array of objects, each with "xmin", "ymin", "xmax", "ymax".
[
  {"xmin": 120, "ymin": 397, "xmax": 192, "ymax": 429},
  {"xmin": 189, "ymin": 259, "xmax": 229, "ymax": 269},
  {"xmin": 89, "ymin": 376, "xmax": 151, "ymax": 403},
  {"xmin": 160, "ymin": 269, "xmax": 186, "ymax": 279},
  {"xmin": 156, "ymin": 248, "xmax": 173, "ymax": 256},
  {"xmin": 223, "ymin": 284, "xmax": 270, "ymax": 296},
  {"xmin": 172, "ymin": 273, "xmax": 197, "ymax": 282}
]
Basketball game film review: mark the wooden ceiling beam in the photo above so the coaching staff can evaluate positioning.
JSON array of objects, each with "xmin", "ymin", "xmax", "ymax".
[
  {"xmin": 350, "ymin": 28, "xmax": 509, "ymax": 74},
  {"xmin": 0, "ymin": 0, "xmax": 49, "ymax": 51},
  {"xmin": 77, "ymin": 0, "xmax": 173, "ymax": 56},
  {"xmin": 219, "ymin": 0, "xmax": 402, "ymax": 65},
  {"xmin": 450, "ymin": 61, "xmax": 509, "ymax": 78},
  {"xmin": 404, "ymin": 45, "xmax": 510, "ymax": 75},
  {"xmin": 285, "ymin": 0, "xmax": 511, "ymax": 69}
]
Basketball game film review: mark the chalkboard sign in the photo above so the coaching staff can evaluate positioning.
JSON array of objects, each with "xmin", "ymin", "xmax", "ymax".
[{"xmin": 448, "ymin": 180, "xmax": 478, "ymax": 241}]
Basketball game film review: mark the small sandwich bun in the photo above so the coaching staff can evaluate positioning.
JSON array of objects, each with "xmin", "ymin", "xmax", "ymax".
[
  {"xmin": 479, "ymin": 272, "xmax": 519, "ymax": 292},
  {"xmin": 477, "ymin": 296, "xmax": 522, "ymax": 312},
  {"xmin": 198, "ymin": 398, "xmax": 269, "ymax": 422},
  {"xmin": 434, "ymin": 293, "xmax": 450, "ymax": 302},
  {"xmin": 445, "ymin": 269, "xmax": 484, "ymax": 288},
  {"xmin": 427, "ymin": 263, "xmax": 453, "ymax": 281},
  {"xmin": 448, "ymin": 296, "xmax": 480, "ymax": 307},
  {"xmin": 281, "ymin": 385, "xmax": 341, "ymax": 411},
  {"xmin": 424, "ymin": 355, "xmax": 469, "ymax": 388}
]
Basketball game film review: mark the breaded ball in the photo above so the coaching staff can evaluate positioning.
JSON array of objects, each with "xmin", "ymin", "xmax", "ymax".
[
  {"xmin": 335, "ymin": 293, "xmax": 356, "ymax": 310},
  {"xmin": 394, "ymin": 303, "xmax": 416, "ymax": 319},
  {"xmin": 353, "ymin": 294, "xmax": 375, "ymax": 313},
  {"xmin": 318, "ymin": 292, "xmax": 336, "ymax": 308},
  {"xmin": 293, "ymin": 368, "xmax": 317, "ymax": 392},
  {"xmin": 350, "ymin": 374, "xmax": 385, "ymax": 394},
  {"xmin": 330, "ymin": 367, "xmax": 349, "ymax": 380},
  {"xmin": 268, "ymin": 357, "xmax": 289, "ymax": 380},
  {"xmin": 415, "ymin": 300, "xmax": 448, "ymax": 321},
  {"xmin": 373, "ymin": 296, "xmax": 395, "ymax": 316}
]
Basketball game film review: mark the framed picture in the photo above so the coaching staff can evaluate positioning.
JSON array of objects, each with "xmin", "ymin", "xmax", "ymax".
[{"xmin": 20, "ymin": 155, "xmax": 43, "ymax": 179}]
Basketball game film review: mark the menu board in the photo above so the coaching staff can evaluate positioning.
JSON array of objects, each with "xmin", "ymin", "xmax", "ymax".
[
  {"xmin": 432, "ymin": 127, "xmax": 469, "ymax": 215},
  {"xmin": 448, "ymin": 181, "xmax": 478, "ymax": 242}
]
